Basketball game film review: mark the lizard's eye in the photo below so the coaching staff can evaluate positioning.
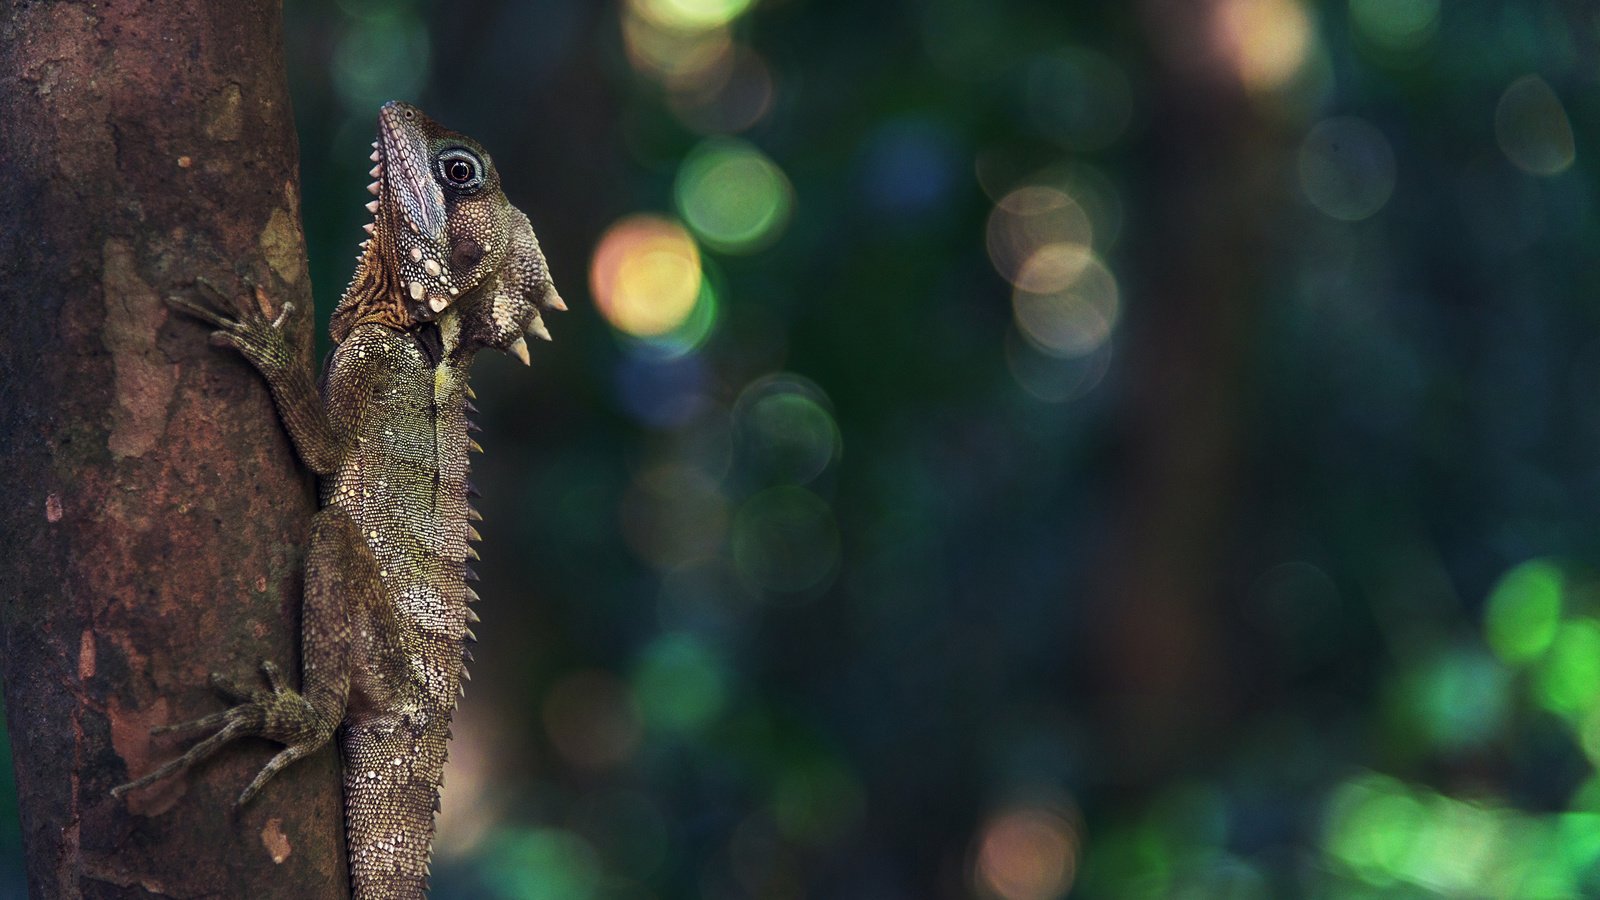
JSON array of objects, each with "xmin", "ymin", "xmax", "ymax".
[{"xmin": 437, "ymin": 149, "xmax": 484, "ymax": 193}]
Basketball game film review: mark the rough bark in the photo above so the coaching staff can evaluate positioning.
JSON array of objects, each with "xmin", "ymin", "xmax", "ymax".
[{"xmin": 0, "ymin": 1, "xmax": 348, "ymax": 896}]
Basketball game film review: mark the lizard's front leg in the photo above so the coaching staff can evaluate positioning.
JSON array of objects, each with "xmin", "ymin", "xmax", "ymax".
[
  {"xmin": 113, "ymin": 506, "xmax": 375, "ymax": 804},
  {"xmin": 167, "ymin": 280, "xmax": 348, "ymax": 474}
]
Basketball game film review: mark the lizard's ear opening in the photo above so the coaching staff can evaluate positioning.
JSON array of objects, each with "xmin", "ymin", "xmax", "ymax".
[{"xmin": 451, "ymin": 238, "xmax": 484, "ymax": 271}]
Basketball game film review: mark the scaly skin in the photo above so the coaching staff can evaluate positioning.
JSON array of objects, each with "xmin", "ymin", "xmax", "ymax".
[{"xmin": 113, "ymin": 102, "xmax": 564, "ymax": 899}]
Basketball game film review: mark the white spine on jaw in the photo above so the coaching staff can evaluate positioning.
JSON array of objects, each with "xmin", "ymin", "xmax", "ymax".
[{"xmin": 490, "ymin": 294, "xmax": 515, "ymax": 334}]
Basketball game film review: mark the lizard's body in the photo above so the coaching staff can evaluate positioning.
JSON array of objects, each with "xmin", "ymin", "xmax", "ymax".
[
  {"xmin": 113, "ymin": 102, "xmax": 562, "ymax": 899},
  {"xmin": 328, "ymin": 320, "xmax": 474, "ymax": 893}
]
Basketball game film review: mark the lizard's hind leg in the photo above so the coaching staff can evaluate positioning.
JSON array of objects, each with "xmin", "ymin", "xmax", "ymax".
[{"xmin": 114, "ymin": 507, "xmax": 365, "ymax": 806}]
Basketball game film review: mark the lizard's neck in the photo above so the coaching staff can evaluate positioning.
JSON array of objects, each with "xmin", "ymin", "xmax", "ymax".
[{"xmin": 331, "ymin": 240, "xmax": 412, "ymax": 343}]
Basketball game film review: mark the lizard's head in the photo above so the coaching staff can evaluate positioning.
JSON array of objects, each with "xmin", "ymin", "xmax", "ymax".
[{"xmin": 334, "ymin": 101, "xmax": 563, "ymax": 362}]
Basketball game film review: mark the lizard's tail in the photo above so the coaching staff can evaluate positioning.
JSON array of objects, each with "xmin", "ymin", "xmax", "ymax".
[{"xmin": 342, "ymin": 714, "xmax": 451, "ymax": 899}]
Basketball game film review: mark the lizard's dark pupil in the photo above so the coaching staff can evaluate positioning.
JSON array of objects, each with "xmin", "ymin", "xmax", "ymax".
[{"xmin": 448, "ymin": 161, "xmax": 473, "ymax": 182}]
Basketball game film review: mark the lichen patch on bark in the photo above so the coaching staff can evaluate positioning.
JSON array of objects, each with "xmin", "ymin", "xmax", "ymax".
[
  {"xmin": 78, "ymin": 630, "xmax": 95, "ymax": 680},
  {"xmin": 260, "ymin": 207, "xmax": 304, "ymax": 286},
  {"xmin": 204, "ymin": 82, "xmax": 244, "ymax": 142},
  {"xmin": 101, "ymin": 239, "xmax": 178, "ymax": 458},
  {"xmin": 261, "ymin": 817, "xmax": 292, "ymax": 864},
  {"xmin": 108, "ymin": 695, "xmax": 183, "ymax": 817}
]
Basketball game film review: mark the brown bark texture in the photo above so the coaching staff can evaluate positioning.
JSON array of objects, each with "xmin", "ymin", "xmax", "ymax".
[{"xmin": 0, "ymin": 1, "xmax": 349, "ymax": 896}]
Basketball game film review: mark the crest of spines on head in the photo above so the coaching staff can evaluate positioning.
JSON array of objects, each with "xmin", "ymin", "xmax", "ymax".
[{"xmin": 332, "ymin": 101, "xmax": 568, "ymax": 364}]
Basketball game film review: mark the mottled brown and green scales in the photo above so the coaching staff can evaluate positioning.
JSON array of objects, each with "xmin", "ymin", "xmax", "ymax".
[{"xmin": 112, "ymin": 102, "xmax": 564, "ymax": 899}]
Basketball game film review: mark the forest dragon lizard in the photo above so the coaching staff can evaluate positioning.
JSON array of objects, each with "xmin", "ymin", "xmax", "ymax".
[{"xmin": 112, "ymin": 101, "xmax": 563, "ymax": 898}]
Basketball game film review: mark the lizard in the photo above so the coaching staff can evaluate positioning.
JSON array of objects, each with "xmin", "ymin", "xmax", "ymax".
[{"xmin": 111, "ymin": 100, "xmax": 564, "ymax": 899}]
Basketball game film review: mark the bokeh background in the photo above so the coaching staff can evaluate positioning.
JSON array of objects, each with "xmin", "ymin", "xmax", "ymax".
[{"xmin": 7, "ymin": 0, "xmax": 1600, "ymax": 896}]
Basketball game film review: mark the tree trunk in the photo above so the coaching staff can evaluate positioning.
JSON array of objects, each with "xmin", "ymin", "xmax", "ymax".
[
  {"xmin": 0, "ymin": 1, "xmax": 348, "ymax": 896},
  {"xmin": 1087, "ymin": 0, "xmax": 1294, "ymax": 782}
]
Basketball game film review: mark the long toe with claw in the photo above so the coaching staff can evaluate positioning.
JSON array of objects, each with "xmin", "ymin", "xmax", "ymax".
[
  {"xmin": 112, "ymin": 662, "xmax": 336, "ymax": 804},
  {"xmin": 167, "ymin": 279, "xmax": 295, "ymax": 364}
]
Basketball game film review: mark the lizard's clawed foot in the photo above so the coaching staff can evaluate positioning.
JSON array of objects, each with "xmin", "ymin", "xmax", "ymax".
[
  {"xmin": 207, "ymin": 671, "xmax": 251, "ymax": 704},
  {"xmin": 258, "ymin": 659, "xmax": 287, "ymax": 693},
  {"xmin": 111, "ymin": 705, "xmax": 260, "ymax": 801},
  {"xmin": 112, "ymin": 659, "xmax": 330, "ymax": 807},
  {"xmin": 166, "ymin": 278, "xmax": 294, "ymax": 365},
  {"xmin": 205, "ymin": 659, "xmax": 287, "ymax": 704}
]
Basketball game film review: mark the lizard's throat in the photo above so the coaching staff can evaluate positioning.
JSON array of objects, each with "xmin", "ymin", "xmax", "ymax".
[{"xmin": 331, "ymin": 230, "xmax": 411, "ymax": 342}]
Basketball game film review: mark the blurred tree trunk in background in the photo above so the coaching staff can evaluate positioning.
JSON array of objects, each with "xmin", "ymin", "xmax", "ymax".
[
  {"xmin": 1088, "ymin": 0, "xmax": 1293, "ymax": 782},
  {"xmin": 0, "ymin": 1, "xmax": 348, "ymax": 896}
]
